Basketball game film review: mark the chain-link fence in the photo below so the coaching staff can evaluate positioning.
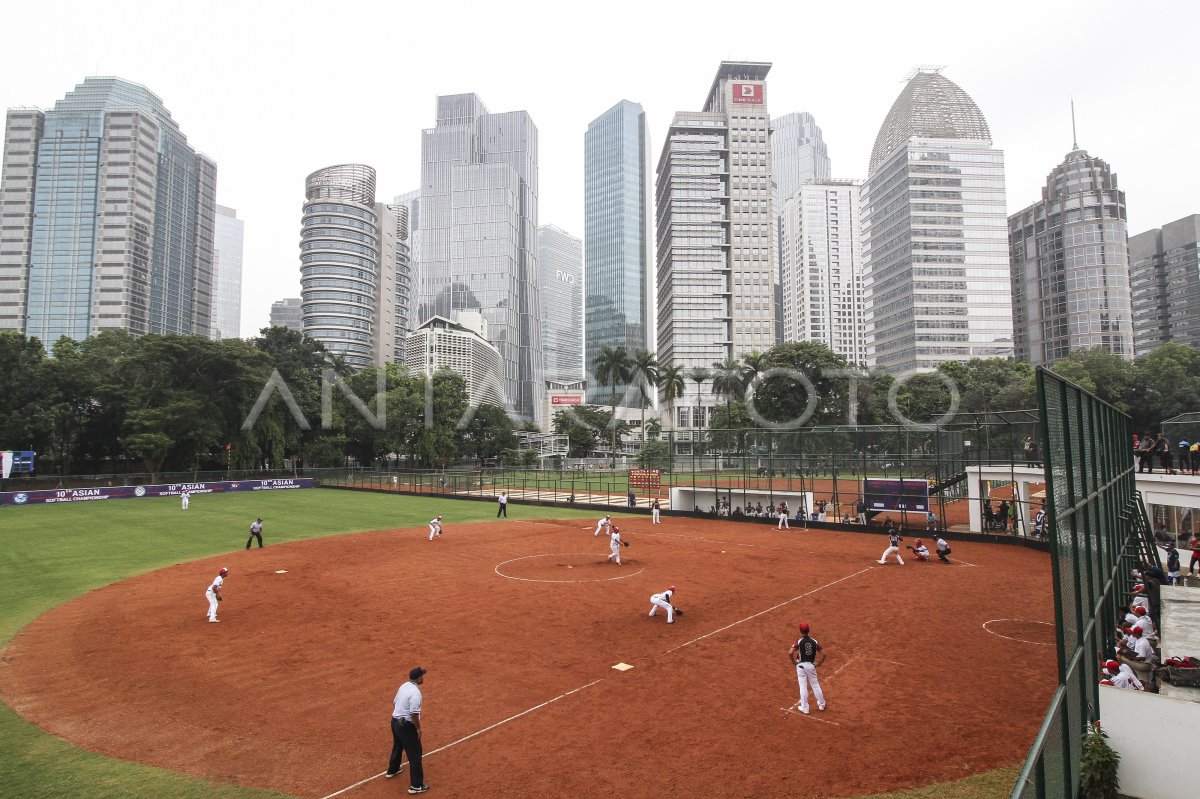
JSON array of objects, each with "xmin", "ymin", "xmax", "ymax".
[{"xmin": 1010, "ymin": 369, "xmax": 1156, "ymax": 798}]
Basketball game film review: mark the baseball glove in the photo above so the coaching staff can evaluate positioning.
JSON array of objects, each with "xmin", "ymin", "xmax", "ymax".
[
  {"xmin": 674, "ymin": 608, "xmax": 684, "ymax": 615},
  {"xmin": 622, "ymin": 540, "xmax": 630, "ymax": 547},
  {"xmin": 216, "ymin": 596, "xmax": 223, "ymax": 602}
]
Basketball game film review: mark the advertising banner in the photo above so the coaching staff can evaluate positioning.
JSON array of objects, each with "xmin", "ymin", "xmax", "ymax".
[
  {"xmin": 0, "ymin": 478, "xmax": 317, "ymax": 507},
  {"xmin": 628, "ymin": 468, "xmax": 662, "ymax": 489},
  {"xmin": 731, "ymin": 82, "xmax": 764, "ymax": 104},
  {"xmin": 550, "ymin": 395, "xmax": 582, "ymax": 405},
  {"xmin": 861, "ymin": 478, "xmax": 930, "ymax": 513}
]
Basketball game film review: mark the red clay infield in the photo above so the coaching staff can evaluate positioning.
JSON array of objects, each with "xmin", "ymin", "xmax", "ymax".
[{"xmin": 0, "ymin": 516, "xmax": 1055, "ymax": 799}]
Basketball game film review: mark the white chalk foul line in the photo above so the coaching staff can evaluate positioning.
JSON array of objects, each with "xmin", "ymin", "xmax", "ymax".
[
  {"xmin": 781, "ymin": 706, "xmax": 841, "ymax": 726},
  {"xmin": 318, "ymin": 679, "xmax": 604, "ymax": 799},
  {"xmin": 662, "ymin": 567, "xmax": 872, "ymax": 656}
]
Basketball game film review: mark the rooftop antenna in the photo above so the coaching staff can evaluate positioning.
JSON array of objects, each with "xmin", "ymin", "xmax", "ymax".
[
  {"xmin": 902, "ymin": 65, "xmax": 946, "ymax": 81},
  {"xmin": 1071, "ymin": 99, "xmax": 1079, "ymax": 150}
]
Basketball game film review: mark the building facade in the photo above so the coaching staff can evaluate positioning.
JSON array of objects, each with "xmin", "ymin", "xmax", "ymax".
[
  {"xmin": 0, "ymin": 77, "xmax": 216, "ymax": 344},
  {"xmin": 212, "ymin": 205, "xmax": 244, "ymax": 339},
  {"xmin": 299, "ymin": 164, "xmax": 398, "ymax": 368},
  {"xmin": 777, "ymin": 180, "xmax": 866, "ymax": 363},
  {"xmin": 656, "ymin": 62, "xmax": 776, "ymax": 429},
  {"xmin": 770, "ymin": 112, "xmax": 832, "ymax": 205},
  {"xmin": 862, "ymin": 70, "xmax": 1012, "ymax": 373},
  {"xmin": 403, "ymin": 314, "xmax": 504, "ymax": 408},
  {"xmin": 269, "ymin": 297, "xmax": 303, "ymax": 331},
  {"xmin": 584, "ymin": 100, "xmax": 651, "ymax": 406},
  {"xmin": 537, "ymin": 224, "xmax": 583, "ymax": 383},
  {"xmin": 417, "ymin": 94, "xmax": 543, "ymax": 423},
  {"xmin": 1009, "ymin": 149, "xmax": 1132, "ymax": 366},
  {"xmin": 1130, "ymin": 215, "xmax": 1200, "ymax": 354}
]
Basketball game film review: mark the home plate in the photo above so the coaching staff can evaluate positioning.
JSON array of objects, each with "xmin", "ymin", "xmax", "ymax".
[
  {"xmin": 612, "ymin": 662, "xmax": 634, "ymax": 672},
  {"xmin": 274, "ymin": 570, "xmax": 288, "ymax": 574}
]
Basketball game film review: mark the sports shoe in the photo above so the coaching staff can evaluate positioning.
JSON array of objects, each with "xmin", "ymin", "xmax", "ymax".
[
  {"xmin": 408, "ymin": 785, "xmax": 430, "ymax": 794},
  {"xmin": 876, "ymin": 560, "xmax": 886, "ymax": 564},
  {"xmin": 209, "ymin": 619, "xmax": 220, "ymax": 623},
  {"xmin": 798, "ymin": 707, "xmax": 810, "ymax": 714},
  {"xmin": 386, "ymin": 766, "xmax": 404, "ymax": 778},
  {"xmin": 818, "ymin": 705, "xmax": 826, "ymax": 711}
]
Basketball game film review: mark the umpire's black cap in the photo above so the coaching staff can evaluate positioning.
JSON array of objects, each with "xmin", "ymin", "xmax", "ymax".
[{"xmin": 409, "ymin": 666, "xmax": 427, "ymax": 680}]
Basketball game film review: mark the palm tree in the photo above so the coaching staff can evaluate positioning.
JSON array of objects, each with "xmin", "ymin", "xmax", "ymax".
[
  {"xmin": 632, "ymin": 349, "xmax": 659, "ymax": 448},
  {"xmin": 593, "ymin": 344, "xmax": 633, "ymax": 465},
  {"xmin": 741, "ymin": 350, "xmax": 767, "ymax": 392},
  {"xmin": 658, "ymin": 363, "xmax": 686, "ymax": 435},
  {"xmin": 711, "ymin": 356, "xmax": 745, "ymax": 423},
  {"xmin": 688, "ymin": 366, "xmax": 711, "ymax": 440}
]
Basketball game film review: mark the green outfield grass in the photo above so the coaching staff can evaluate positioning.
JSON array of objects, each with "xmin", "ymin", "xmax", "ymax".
[{"xmin": 0, "ymin": 488, "xmax": 1014, "ymax": 799}]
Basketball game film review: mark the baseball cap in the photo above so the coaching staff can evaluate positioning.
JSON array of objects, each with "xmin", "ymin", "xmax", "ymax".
[
  {"xmin": 1133, "ymin": 583, "xmax": 1145, "ymax": 592},
  {"xmin": 1105, "ymin": 660, "xmax": 1119, "ymax": 670},
  {"xmin": 798, "ymin": 622, "xmax": 810, "ymax": 633},
  {"xmin": 218, "ymin": 567, "xmax": 229, "ymax": 575},
  {"xmin": 409, "ymin": 667, "xmax": 427, "ymax": 680},
  {"xmin": 1099, "ymin": 679, "xmax": 1114, "ymax": 686},
  {"xmin": 667, "ymin": 585, "xmax": 676, "ymax": 592},
  {"xmin": 1133, "ymin": 606, "xmax": 1146, "ymax": 616},
  {"xmin": 1130, "ymin": 626, "xmax": 1143, "ymax": 637}
]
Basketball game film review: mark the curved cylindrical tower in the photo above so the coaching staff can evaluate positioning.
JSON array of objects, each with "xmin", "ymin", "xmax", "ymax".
[{"xmin": 300, "ymin": 164, "xmax": 379, "ymax": 367}]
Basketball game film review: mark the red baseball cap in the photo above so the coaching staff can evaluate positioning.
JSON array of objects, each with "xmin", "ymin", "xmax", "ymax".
[{"xmin": 798, "ymin": 622, "xmax": 810, "ymax": 633}]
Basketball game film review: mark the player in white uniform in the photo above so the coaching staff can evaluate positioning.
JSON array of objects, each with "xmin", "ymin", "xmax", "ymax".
[
  {"xmin": 594, "ymin": 515, "xmax": 613, "ymax": 536},
  {"xmin": 648, "ymin": 585, "xmax": 680, "ymax": 623},
  {"xmin": 607, "ymin": 526, "xmax": 624, "ymax": 565},
  {"xmin": 651, "ymin": 499, "xmax": 661, "ymax": 524},
  {"xmin": 1102, "ymin": 659, "xmax": 1144, "ymax": 691},
  {"xmin": 181, "ymin": 490, "xmax": 190, "ymax": 510},
  {"xmin": 908, "ymin": 538, "xmax": 930, "ymax": 562},
  {"xmin": 788, "ymin": 622, "xmax": 826, "ymax": 714},
  {"xmin": 205, "ymin": 567, "xmax": 228, "ymax": 623},
  {"xmin": 1130, "ymin": 606, "xmax": 1157, "ymax": 641},
  {"xmin": 428, "ymin": 516, "xmax": 443, "ymax": 541},
  {"xmin": 1117, "ymin": 625, "xmax": 1157, "ymax": 686}
]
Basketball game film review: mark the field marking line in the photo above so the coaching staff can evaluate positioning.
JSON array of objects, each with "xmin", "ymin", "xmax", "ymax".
[
  {"xmin": 829, "ymin": 654, "xmax": 857, "ymax": 679},
  {"xmin": 662, "ymin": 567, "xmax": 872, "ymax": 656},
  {"xmin": 318, "ymin": 679, "xmax": 604, "ymax": 799},
  {"xmin": 495, "ymin": 553, "xmax": 645, "ymax": 583},
  {"xmin": 780, "ymin": 706, "xmax": 841, "ymax": 726},
  {"xmin": 877, "ymin": 658, "xmax": 911, "ymax": 668},
  {"xmin": 981, "ymin": 618, "xmax": 1055, "ymax": 646}
]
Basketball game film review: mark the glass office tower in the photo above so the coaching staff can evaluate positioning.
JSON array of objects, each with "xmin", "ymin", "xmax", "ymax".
[
  {"xmin": 417, "ymin": 94, "xmax": 543, "ymax": 423},
  {"xmin": 863, "ymin": 70, "xmax": 1012, "ymax": 372},
  {"xmin": 0, "ymin": 77, "xmax": 216, "ymax": 343},
  {"xmin": 212, "ymin": 205, "xmax": 244, "ymax": 339},
  {"xmin": 538, "ymin": 224, "xmax": 584, "ymax": 383},
  {"xmin": 584, "ymin": 100, "xmax": 650, "ymax": 406}
]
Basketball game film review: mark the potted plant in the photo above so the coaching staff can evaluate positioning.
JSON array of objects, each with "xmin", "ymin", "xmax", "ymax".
[{"xmin": 1079, "ymin": 720, "xmax": 1120, "ymax": 799}]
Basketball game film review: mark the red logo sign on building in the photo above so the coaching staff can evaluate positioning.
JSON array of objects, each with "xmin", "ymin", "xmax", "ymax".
[
  {"xmin": 731, "ymin": 82, "xmax": 763, "ymax": 104},
  {"xmin": 551, "ymin": 395, "xmax": 582, "ymax": 405}
]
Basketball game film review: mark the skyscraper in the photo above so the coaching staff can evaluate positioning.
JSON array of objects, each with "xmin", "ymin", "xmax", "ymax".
[
  {"xmin": 537, "ymin": 225, "xmax": 583, "ymax": 383},
  {"xmin": 0, "ymin": 77, "xmax": 216, "ymax": 344},
  {"xmin": 212, "ymin": 205, "xmax": 244, "ymax": 339},
  {"xmin": 417, "ymin": 94, "xmax": 543, "ymax": 423},
  {"xmin": 299, "ymin": 164, "xmax": 398, "ymax": 368},
  {"xmin": 656, "ymin": 62, "xmax": 776, "ymax": 430},
  {"xmin": 1130, "ymin": 215, "xmax": 1200, "ymax": 354},
  {"xmin": 269, "ymin": 297, "xmax": 303, "ymax": 331},
  {"xmin": 862, "ymin": 70, "xmax": 1012, "ymax": 373},
  {"xmin": 777, "ymin": 180, "xmax": 866, "ymax": 363},
  {"xmin": 770, "ymin": 112, "xmax": 832, "ymax": 203},
  {"xmin": 1009, "ymin": 148, "xmax": 1132, "ymax": 366},
  {"xmin": 584, "ymin": 100, "xmax": 651, "ymax": 406}
]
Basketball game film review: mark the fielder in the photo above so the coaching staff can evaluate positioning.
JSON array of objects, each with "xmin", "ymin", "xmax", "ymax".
[
  {"xmin": 788, "ymin": 622, "xmax": 826, "ymax": 714},
  {"xmin": 607, "ymin": 525, "xmax": 627, "ymax": 565},
  {"xmin": 181, "ymin": 490, "xmax": 190, "ymax": 510},
  {"xmin": 877, "ymin": 525, "xmax": 905, "ymax": 565},
  {"xmin": 428, "ymin": 516, "xmax": 443, "ymax": 541},
  {"xmin": 651, "ymin": 499, "xmax": 661, "ymax": 524},
  {"xmin": 648, "ymin": 585, "xmax": 682, "ymax": 623},
  {"xmin": 594, "ymin": 514, "xmax": 613, "ymax": 536},
  {"xmin": 205, "ymin": 567, "xmax": 228, "ymax": 623}
]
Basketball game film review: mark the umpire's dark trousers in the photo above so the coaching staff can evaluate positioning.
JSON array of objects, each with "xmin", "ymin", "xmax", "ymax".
[{"xmin": 389, "ymin": 716, "xmax": 424, "ymax": 787}]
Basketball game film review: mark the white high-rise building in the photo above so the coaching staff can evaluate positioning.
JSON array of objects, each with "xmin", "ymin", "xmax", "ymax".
[
  {"xmin": 656, "ymin": 62, "xmax": 775, "ymax": 431},
  {"xmin": 537, "ymin": 225, "xmax": 583, "ymax": 382},
  {"xmin": 211, "ymin": 205, "xmax": 243, "ymax": 339},
  {"xmin": 863, "ymin": 70, "xmax": 1013, "ymax": 373},
  {"xmin": 417, "ymin": 94, "xmax": 542, "ymax": 424},
  {"xmin": 778, "ymin": 181, "xmax": 866, "ymax": 363},
  {"xmin": 403, "ymin": 314, "xmax": 504, "ymax": 408}
]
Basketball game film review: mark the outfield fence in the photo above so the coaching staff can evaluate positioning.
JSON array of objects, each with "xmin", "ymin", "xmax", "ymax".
[{"xmin": 1010, "ymin": 369, "xmax": 1157, "ymax": 798}]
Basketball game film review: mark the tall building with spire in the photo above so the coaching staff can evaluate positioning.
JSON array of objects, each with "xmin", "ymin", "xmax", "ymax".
[
  {"xmin": 656, "ymin": 62, "xmax": 775, "ymax": 432},
  {"xmin": 417, "ymin": 94, "xmax": 543, "ymax": 423},
  {"xmin": 862, "ymin": 70, "xmax": 1012, "ymax": 373},
  {"xmin": 0, "ymin": 77, "xmax": 217, "ymax": 344},
  {"xmin": 584, "ymin": 100, "xmax": 651, "ymax": 406},
  {"xmin": 1009, "ymin": 146, "xmax": 1132, "ymax": 366}
]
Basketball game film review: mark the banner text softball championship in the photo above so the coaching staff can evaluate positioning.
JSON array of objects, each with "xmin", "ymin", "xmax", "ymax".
[{"xmin": 0, "ymin": 478, "xmax": 317, "ymax": 507}]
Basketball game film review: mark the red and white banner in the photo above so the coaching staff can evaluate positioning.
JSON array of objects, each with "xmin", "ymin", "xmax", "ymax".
[
  {"xmin": 551, "ymin": 395, "xmax": 582, "ymax": 406},
  {"xmin": 731, "ymin": 82, "xmax": 763, "ymax": 104}
]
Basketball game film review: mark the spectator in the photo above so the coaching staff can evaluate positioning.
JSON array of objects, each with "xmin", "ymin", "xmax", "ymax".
[
  {"xmin": 983, "ymin": 501, "xmax": 996, "ymax": 531},
  {"xmin": 1033, "ymin": 506, "xmax": 1046, "ymax": 538},
  {"xmin": 997, "ymin": 500, "xmax": 1010, "ymax": 532},
  {"xmin": 857, "ymin": 499, "xmax": 868, "ymax": 525},
  {"xmin": 1137, "ymin": 433, "xmax": 1156, "ymax": 474},
  {"xmin": 1155, "ymin": 433, "xmax": 1173, "ymax": 474},
  {"xmin": 1022, "ymin": 435, "xmax": 1037, "ymax": 464},
  {"xmin": 628, "ymin": 490, "xmax": 637, "ymax": 507},
  {"xmin": 1166, "ymin": 542, "xmax": 1181, "ymax": 585},
  {"xmin": 1117, "ymin": 626, "xmax": 1157, "ymax": 689},
  {"xmin": 1191, "ymin": 441, "xmax": 1200, "ymax": 476}
]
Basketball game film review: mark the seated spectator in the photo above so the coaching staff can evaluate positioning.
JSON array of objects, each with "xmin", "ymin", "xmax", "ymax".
[
  {"xmin": 1101, "ymin": 659, "xmax": 1144, "ymax": 691},
  {"xmin": 1117, "ymin": 626, "xmax": 1157, "ymax": 688},
  {"xmin": 732, "ymin": 506, "xmax": 743, "ymax": 518},
  {"xmin": 1131, "ymin": 606, "xmax": 1157, "ymax": 641},
  {"xmin": 754, "ymin": 502, "xmax": 764, "ymax": 517}
]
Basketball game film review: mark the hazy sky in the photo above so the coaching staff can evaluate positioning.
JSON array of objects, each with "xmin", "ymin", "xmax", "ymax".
[{"xmin": 3, "ymin": 0, "xmax": 1197, "ymax": 336}]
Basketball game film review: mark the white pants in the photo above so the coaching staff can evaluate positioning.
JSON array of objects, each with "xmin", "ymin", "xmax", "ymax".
[
  {"xmin": 795, "ymin": 662, "xmax": 825, "ymax": 712},
  {"xmin": 181, "ymin": 496, "xmax": 189, "ymax": 510},
  {"xmin": 608, "ymin": 542, "xmax": 621, "ymax": 565},
  {"xmin": 652, "ymin": 509, "xmax": 660, "ymax": 524},
  {"xmin": 879, "ymin": 546, "xmax": 904, "ymax": 564},
  {"xmin": 429, "ymin": 525, "xmax": 440, "ymax": 540},
  {"xmin": 778, "ymin": 514, "xmax": 789, "ymax": 529},
  {"xmin": 648, "ymin": 597, "xmax": 674, "ymax": 622},
  {"xmin": 858, "ymin": 513, "xmax": 867, "ymax": 525},
  {"xmin": 594, "ymin": 522, "xmax": 607, "ymax": 536},
  {"xmin": 206, "ymin": 589, "xmax": 219, "ymax": 621}
]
